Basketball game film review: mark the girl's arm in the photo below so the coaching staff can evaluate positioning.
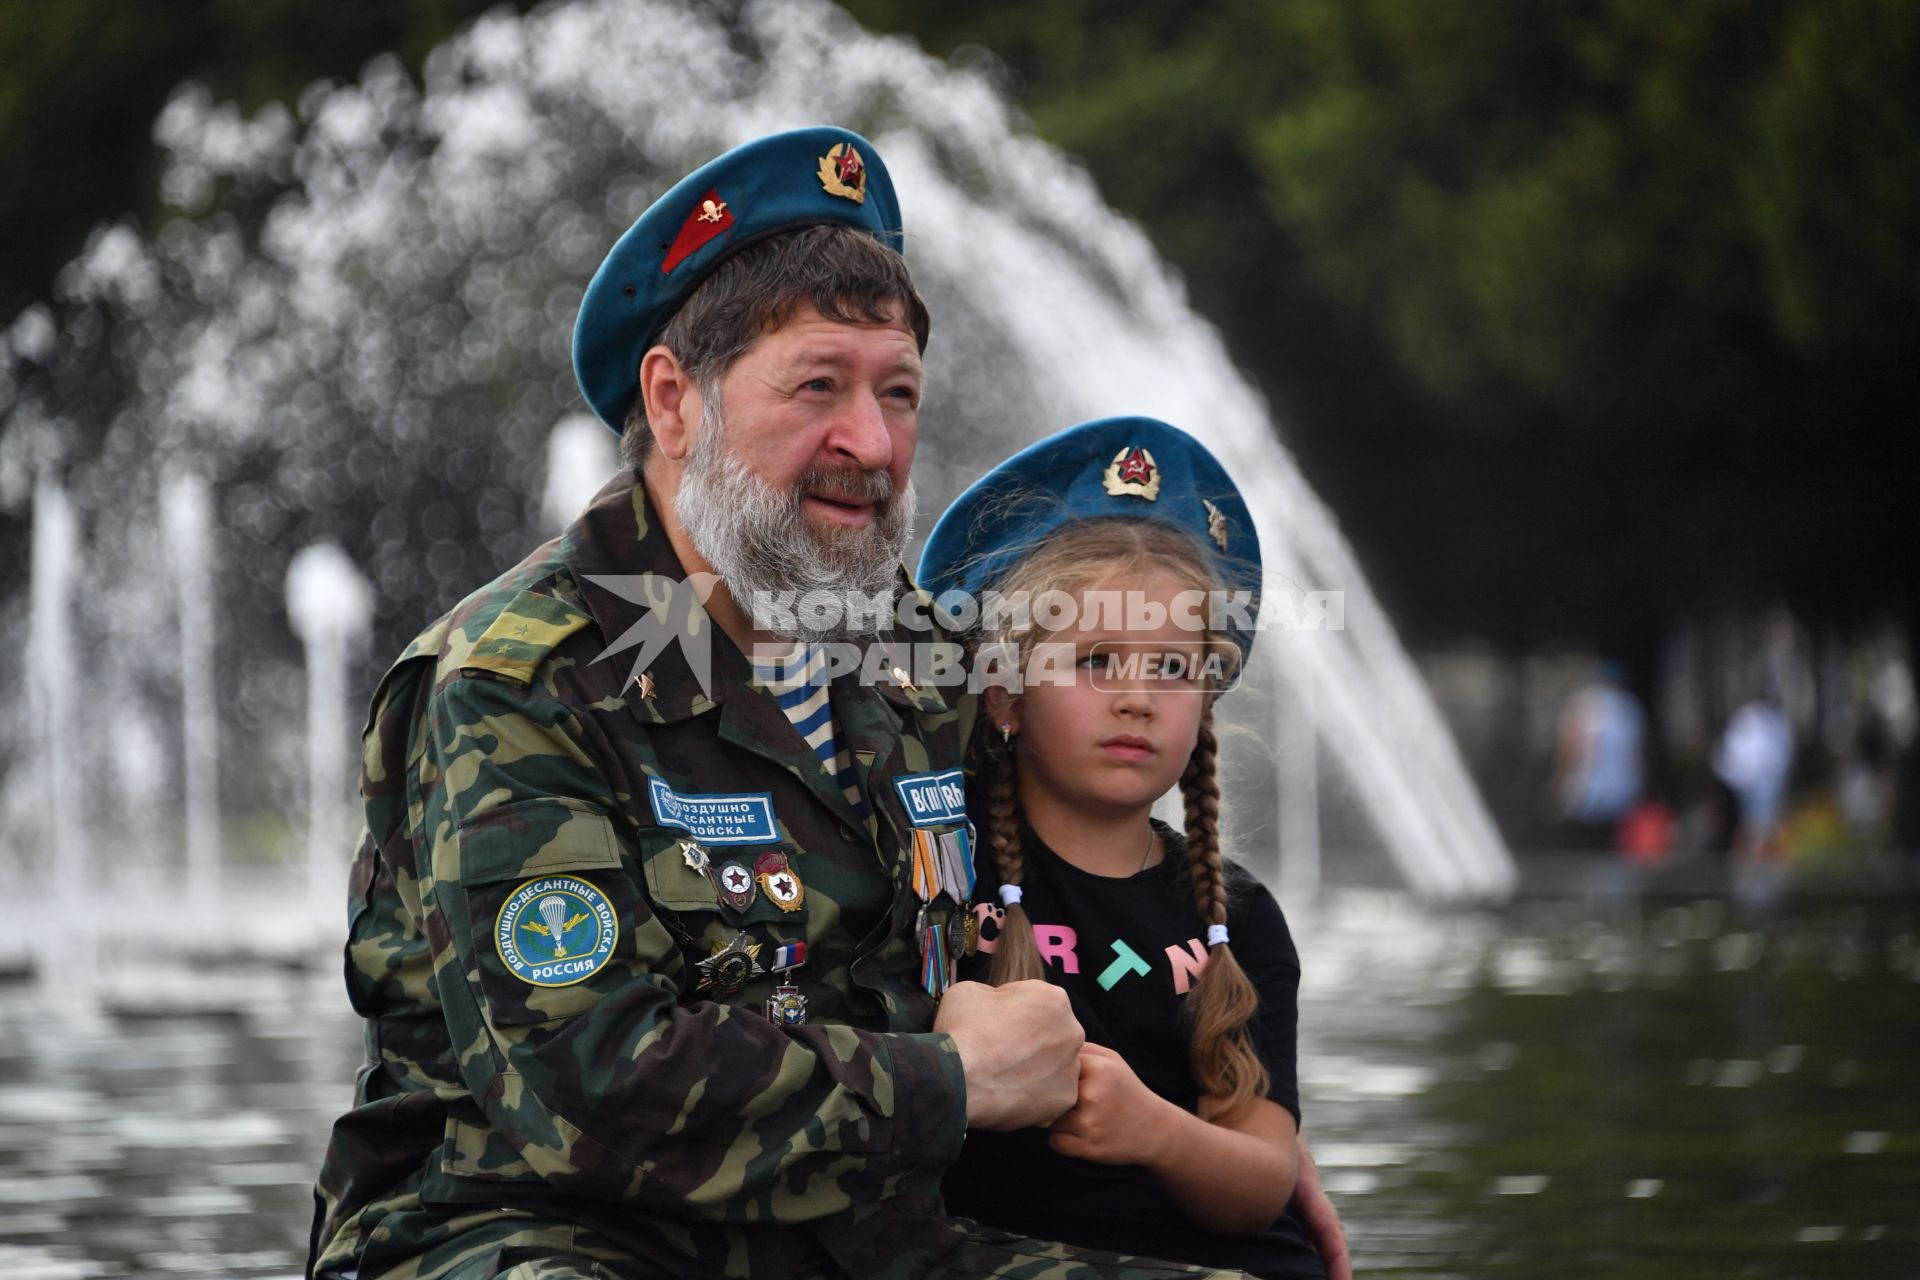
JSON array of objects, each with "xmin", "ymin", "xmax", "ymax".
[
  {"xmin": 1048, "ymin": 1042, "xmax": 1298, "ymax": 1234},
  {"xmin": 1290, "ymin": 1132, "xmax": 1354, "ymax": 1280}
]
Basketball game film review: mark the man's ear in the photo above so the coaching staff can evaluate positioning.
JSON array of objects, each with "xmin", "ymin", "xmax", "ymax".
[{"xmin": 639, "ymin": 345, "xmax": 699, "ymax": 462}]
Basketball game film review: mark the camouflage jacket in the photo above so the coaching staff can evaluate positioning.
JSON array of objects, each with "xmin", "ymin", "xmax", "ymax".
[{"xmin": 309, "ymin": 471, "xmax": 982, "ymax": 1280}]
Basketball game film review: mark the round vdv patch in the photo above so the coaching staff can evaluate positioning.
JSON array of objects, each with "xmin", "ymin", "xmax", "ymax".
[{"xmin": 495, "ymin": 875, "xmax": 619, "ymax": 987}]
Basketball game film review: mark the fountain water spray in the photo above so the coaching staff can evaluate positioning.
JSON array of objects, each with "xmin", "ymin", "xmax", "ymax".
[
  {"xmin": 285, "ymin": 543, "xmax": 374, "ymax": 913},
  {"xmin": 27, "ymin": 476, "xmax": 88, "ymax": 972},
  {"xmin": 543, "ymin": 413, "xmax": 617, "ymax": 531},
  {"xmin": 162, "ymin": 471, "xmax": 222, "ymax": 901},
  {"xmin": 3, "ymin": 0, "xmax": 1513, "ymax": 911}
]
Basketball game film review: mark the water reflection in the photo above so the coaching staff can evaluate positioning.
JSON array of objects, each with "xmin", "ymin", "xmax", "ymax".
[
  {"xmin": 0, "ymin": 969, "xmax": 361, "ymax": 1278},
  {"xmin": 0, "ymin": 890, "xmax": 1912, "ymax": 1277},
  {"xmin": 1296, "ymin": 891, "xmax": 1920, "ymax": 1278}
]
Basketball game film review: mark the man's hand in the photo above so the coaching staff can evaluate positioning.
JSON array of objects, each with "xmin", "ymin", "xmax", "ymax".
[
  {"xmin": 934, "ymin": 979, "xmax": 1084, "ymax": 1130},
  {"xmin": 1049, "ymin": 1042, "xmax": 1173, "ymax": 1166},
  {"xmin": 1291, "ymin": 1133, "xmax": 1352, "ymax": 1280}
]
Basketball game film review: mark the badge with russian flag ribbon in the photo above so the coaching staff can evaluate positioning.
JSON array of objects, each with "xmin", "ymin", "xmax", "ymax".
[{"xmin": 766, "ymin": 939, "xmax": 808, "ymax": 1026}]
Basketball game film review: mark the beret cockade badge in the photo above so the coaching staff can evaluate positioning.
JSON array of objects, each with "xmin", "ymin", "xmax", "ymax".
[{"xmin": 817, "ymin": 142, "xmax": 867, "ymax": 203}]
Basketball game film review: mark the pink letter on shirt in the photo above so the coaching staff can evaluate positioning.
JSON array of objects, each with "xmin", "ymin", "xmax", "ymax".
[
  {"xmin": 1034, "ymin": 925, "xmax": 1080, "ymax": 974},
  {"xmin": 1166, "ymin": 938, "xmax": 1208, "ymax": 995}
]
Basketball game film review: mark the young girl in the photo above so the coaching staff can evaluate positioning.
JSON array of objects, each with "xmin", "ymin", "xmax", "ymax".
[{"xmin": 918, "ymin": 417, "xmax": 1330, "ymax": 1280}]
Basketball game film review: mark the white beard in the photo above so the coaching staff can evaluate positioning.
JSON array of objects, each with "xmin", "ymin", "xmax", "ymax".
[{"xmin": 675, "ymin": 392, "xmax": 916, "ymax": 643}]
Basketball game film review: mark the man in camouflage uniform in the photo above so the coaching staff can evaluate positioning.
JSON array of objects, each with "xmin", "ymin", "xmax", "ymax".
[{"xmin": 307, "ymin": 129, "xmax": 1268, "ymax": 1279}]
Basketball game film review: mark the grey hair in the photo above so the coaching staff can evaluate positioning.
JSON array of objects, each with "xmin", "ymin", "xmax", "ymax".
[{"xmin": 619, "ymin": 223, "xmax": 928, "ymax": 468}]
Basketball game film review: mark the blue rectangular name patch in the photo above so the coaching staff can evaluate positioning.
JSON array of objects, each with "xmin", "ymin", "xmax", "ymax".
[
  {"xmin": 648, "ymin": 778, "xmax": 779, "ymax": 845},
  {"xmin": 893, "ymin": 769, "xmax": 967, "ymax": 828}
]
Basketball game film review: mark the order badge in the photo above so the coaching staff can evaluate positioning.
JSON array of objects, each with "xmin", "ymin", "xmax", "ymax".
[{"xmin": 496, "ymin": 875, "xmax": 619, "ymax": 987}]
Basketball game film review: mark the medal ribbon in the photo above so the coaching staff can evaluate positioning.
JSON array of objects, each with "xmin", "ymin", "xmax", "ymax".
[
  {"xmin": 910, "ymin": 825, "xmax": 977, "ymax": 998},
  {"xmin": 911, "ymin": 828, "xmax": 936, "ymax": 900},
  {"xmin": 920, "ymin": 920, "xmax": 951, "ymax": 996},
  {"xmin": 911, "ymin": 826, "xmax": 977, "ymax": 902},
  {"xmin": 936, "ymin": 828, "xmax": 976, "ymax": 899}
]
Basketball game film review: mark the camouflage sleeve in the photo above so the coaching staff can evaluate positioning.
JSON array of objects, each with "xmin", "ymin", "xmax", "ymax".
[{"xmin": 415, "ymin": 671, "xmax": 968, "ymax": 1224}]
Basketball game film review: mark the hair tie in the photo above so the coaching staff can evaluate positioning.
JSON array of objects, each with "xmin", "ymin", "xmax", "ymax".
[
  {"xmin": 999, "ymin": 884, "xmax": 1024, "ymax": 907},
  {"xmin": 1205, "ymin": 923, "xmax": 1230, "ymax": 948}
]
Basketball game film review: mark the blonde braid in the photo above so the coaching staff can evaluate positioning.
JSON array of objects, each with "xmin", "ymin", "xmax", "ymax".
[
  {"xmin": 1182, "ymin": 710, "xmax": 1230, "ymax": 927},
  {"xmin": 1181, "ymin": 707, "xmax": 1270, "ymax": 1122},
  {"xmin": 980, "ymin": 720, "xmax": 1045, "ymax": 985}
]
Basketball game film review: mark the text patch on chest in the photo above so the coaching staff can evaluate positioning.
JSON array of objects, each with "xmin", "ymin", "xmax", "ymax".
[
  {"xmin": 892, "ymin": 769, "xmax": 967, "ymax": 828},
  {"xmin": 648, "ymin": 777, "xmax": 779, "ymax": 845}
]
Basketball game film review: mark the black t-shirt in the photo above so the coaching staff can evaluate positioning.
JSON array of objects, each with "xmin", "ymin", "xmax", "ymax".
[{"xmin": 942, "ymin": 822, "xmax": 1328, "ymax": 1280}]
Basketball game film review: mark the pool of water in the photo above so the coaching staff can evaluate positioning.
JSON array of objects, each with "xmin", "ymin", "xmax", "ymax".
[
  {"xmin": 1298, "ymin": 891, "xmax": 1919, "ymax": 1278},
  {"xmin": 0, "ymin": 889, "xmax": 1913, "ymax": 1278}
]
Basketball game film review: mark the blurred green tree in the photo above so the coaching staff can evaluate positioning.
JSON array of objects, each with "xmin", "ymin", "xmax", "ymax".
[
  {"xmin": 0, "ymin": 0, "xmax": 533, "ymax": 317},
  {"xmin": 5, "ymin": 0, "xmax": 1918, "ymax": 834},
  {"xmin": 11, "ymin": 0, "xmax": 1912, "ymax": 647},
  {"xmin": 844, "ymin": 0, "xmax": 1919, "ymax": 650}
]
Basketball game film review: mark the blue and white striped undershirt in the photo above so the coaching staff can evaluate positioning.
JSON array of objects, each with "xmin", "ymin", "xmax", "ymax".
[{"xmin": 752, "ymin": 644, "xmax": 865, "ymax": 815}]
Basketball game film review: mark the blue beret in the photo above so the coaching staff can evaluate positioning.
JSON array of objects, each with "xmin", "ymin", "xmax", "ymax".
[
  {"xmin": 917, "ymin": 416, "xmax": 1263, "ymax": 666},
  {"xmin": 572, "ymin": 126, "xmax": 905, "ymax": 432}
]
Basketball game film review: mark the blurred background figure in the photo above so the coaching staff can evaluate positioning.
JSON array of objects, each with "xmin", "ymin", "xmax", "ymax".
[
  {"xmin": 1836, "ymin": 652, "xmax": 1916, "ymax": 853},
  {"xmin": 1547, "ymin": 661, "xmax": 1645, "ymax": 853},
  {"xmin": 1713, "ymin": 688, "xmax": 1795, "ymax": 864}
]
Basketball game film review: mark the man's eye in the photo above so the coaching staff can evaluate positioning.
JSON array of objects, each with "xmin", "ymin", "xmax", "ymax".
[{"xmin": 801, "ymin": 377, "xmax": 832, "ymax": 393}]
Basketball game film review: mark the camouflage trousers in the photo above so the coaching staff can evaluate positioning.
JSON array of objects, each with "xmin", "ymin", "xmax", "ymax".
[{"xmin": 341, "ymin": 1216, "xmax": 1249, "ymax": 1280}]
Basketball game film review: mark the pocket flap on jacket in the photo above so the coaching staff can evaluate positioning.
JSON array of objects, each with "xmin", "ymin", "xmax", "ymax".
[{"xmin": 456, "ymin": 796, "xmax": 626, "ymax": 884}]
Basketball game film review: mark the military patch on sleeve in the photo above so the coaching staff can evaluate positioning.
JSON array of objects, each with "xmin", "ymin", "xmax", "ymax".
[
  {"xmin": 648, "ymin": 777, "xmax": 779, "ymax": 844},
  {"xmin": 495, "ymin": 875, "xmax": 619, "ymax": 987},
  {"xmin": 893, "ymin": 768, "xmax": 967, "ymax": 828}
]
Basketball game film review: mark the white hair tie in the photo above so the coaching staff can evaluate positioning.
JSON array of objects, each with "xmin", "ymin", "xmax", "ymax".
[
  {"xmin": 999, "ymin": 885, "xmax": 1024, "ymax": 907},
  {"xmin": 1206, "ymin": 924, "xmax": 1230, "ymax": 948}
]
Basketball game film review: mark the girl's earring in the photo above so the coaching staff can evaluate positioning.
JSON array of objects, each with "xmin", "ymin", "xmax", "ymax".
[{"xmin": 1000, "ymin": 722, "xmax": 1014, "ymax": 745}]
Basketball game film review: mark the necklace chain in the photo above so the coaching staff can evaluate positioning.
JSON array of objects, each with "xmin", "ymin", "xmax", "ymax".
[{"xmin": 1138, "ymin": 824, "xmax": 1156, "ymax": 872}]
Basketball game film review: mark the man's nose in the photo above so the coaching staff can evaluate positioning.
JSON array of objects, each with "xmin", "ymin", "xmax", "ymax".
[{"xmin": 826, "ymin": 390, "xmax": 895, "ymax": 471}]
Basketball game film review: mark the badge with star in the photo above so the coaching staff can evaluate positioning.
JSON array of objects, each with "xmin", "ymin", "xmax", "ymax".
[
  {"xmin": 1102, "ymin": 445, "xmax": 1161, "ymax": 501},
  {"xmin": 756, "ymin": 851, "xmax": 805, "ymax": 912},
  {"xmin": 817, "ymin": 141, "xmax": 867, "ymax": 203},
  {"xmin": 716, "ymin": 860, "xmax": 756, "ymax": 912}
]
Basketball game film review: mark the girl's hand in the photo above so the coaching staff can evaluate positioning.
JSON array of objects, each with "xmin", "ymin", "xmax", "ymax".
[
  {"xmin": 1047, "ymin": 1042, "xmax": 1172, "ymax": 1166},
  {"xmin": 1291, "ymin": 1133, "xmax": 1352, "ymax": 1280},
  {"xmin": 1058, "ymin": 1047, "xmax": 1307, "ymax": 1237}
]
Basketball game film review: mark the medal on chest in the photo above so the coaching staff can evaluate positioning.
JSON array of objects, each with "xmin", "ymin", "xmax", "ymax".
[
  {"xmin": 905, "ymin": 823, "xmax": 978, "ymax": 999},
  {"xmin": 715, "ymin": 860, "xmax": 756, "ymax": 912},
  {"xmin": 764, "ymin": 940, "xmax": 808, "ymax": 1027},
  {"xmin": 696, "ymin": 931, "xmax": 765, "ymax": 996},
  {"xmin": 756, "ymin": 851, "xmax": 805, "ymax": 912}
]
